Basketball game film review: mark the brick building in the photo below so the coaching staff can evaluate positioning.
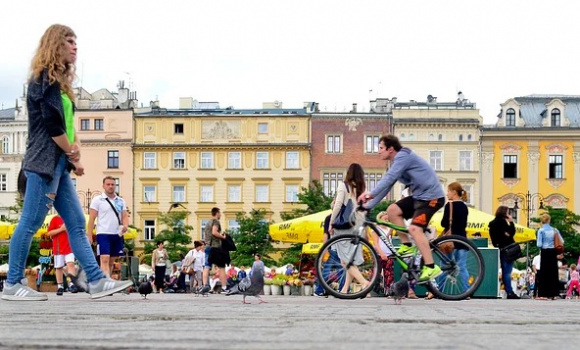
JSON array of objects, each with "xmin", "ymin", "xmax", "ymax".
[{"xmin": 310, "ymin": 103, "xmax": 393, "ymax": 197}]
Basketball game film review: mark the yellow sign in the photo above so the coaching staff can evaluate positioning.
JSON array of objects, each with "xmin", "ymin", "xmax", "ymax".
[
  {"xmin": 269, "ymin": 210, "xmax": 331, "ymax": 243},
  {"xmin": 302, "ymin": 243, "xmax": 323, "ymax": 254}
]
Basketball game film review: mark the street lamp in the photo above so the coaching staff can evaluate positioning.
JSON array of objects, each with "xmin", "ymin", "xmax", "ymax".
[
  {"xmin": 77, "ymin": 188, "xmax": 101, "ymax": 213},
  {"xmin": 511, "ymin": 191, "xmax": 545, "ymax": 265}
]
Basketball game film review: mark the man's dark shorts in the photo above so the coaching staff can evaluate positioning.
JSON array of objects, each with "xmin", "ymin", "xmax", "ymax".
[{"xmin": 395, "ymin": 196, "xmax": 445, "ymax": 230}]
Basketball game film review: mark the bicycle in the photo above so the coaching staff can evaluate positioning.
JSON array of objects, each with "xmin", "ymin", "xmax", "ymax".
[{"xmin": 315, "ymin": 207, "xmax": 485, "ymax": 301}]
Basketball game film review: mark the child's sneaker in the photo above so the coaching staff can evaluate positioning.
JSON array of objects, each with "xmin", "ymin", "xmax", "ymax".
[
  {"xmin": 89, "ymin": 277, "xmax": 132, "ymax": 299},
  {"xmin": 1, "ymin": 283, "xmax": 48, "ymax": 301}
]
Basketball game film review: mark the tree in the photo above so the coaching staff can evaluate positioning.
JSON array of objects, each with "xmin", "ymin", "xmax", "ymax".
[
  {"xmin": 142, "ymin": 211, "xmax": 193, "ymax": 264},
  {"xmin": 530, "ymin": 206, "xmax": 580, "ymax": 264},
  {"xmin": 230, "ymin": 209, "xmax": 275, "ymax": 267}
]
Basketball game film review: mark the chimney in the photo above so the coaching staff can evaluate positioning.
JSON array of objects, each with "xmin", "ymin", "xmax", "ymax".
[{"xmin": 352, "ymin": 103, "xmax": 357, "ymax": 113}]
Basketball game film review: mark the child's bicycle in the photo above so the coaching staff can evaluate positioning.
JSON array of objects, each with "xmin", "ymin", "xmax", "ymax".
[{"xmin": 315, "ymin": 206, "xmax": 485, "ymax": 301}]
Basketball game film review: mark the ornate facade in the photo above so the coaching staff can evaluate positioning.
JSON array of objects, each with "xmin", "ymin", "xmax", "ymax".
[{"xmin": 481, "ymin": 95, "xmax": 580, "ymax": 225}]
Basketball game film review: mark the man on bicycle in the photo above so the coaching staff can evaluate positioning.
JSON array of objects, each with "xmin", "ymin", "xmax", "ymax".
[{"xmin": 358, "ymin": 134, "xmax": 445, "ymax": 282}]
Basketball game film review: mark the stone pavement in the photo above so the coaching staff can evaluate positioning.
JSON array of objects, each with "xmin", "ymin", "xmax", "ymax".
[{"xmin": 0, "ymin": 292, "xmax": 574, "ymax": 349}]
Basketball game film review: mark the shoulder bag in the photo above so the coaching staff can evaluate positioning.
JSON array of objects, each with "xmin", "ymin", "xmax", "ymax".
[
  {"xmin": 438, "ymin": 202, "xmax": 454, "ymax": 254},
  {"xmin": 332, "ymin": 183, "xmax": 355, "ymax": 230},
  {"xmin": 554, "ymin": 229, "xmax": 564, "ymax": 254},
  {"xmin": 501, "ymin": 242, "xmax": 522, "ymax": 262}
]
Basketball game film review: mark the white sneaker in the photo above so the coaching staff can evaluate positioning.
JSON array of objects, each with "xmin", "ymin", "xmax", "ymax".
[
  {"xmin": 89, "ymin": 278, "xmax": 132, "ymax": 299},
  {"xmin": 1, "ymin": 283, "xmax": 48, "ymax": 301}
]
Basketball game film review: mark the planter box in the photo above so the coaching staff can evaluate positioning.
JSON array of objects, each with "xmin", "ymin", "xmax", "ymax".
[
  {"xmin": 263, "ymin": 285, "xmax": 272, "ymax": 295},
  {"xmin": 283, "ymin": 285, "xmax": 291, "ymax": 295},
  {"xmin": 271, "ymin": 285, "xmax": 282, "ymax": 295}
]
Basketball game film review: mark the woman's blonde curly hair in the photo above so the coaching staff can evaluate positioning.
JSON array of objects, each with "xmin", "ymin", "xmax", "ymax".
[{"xmin": 30, "ymin": 24, "xmax": 76, "ymax": 100}]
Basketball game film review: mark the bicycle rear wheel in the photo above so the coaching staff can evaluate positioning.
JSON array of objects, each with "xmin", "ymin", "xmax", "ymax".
[
  {"xmin": 315, "ymin": 234, "xmax": 380, "ymax": 299},
  {"xmin": 426, "ymin": 235, "xmax": 485, "ymax": 301}
]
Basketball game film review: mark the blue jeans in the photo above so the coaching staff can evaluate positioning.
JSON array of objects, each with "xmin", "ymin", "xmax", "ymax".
[
  {"xmin": 500, "ymin": 255, "xmax": 514, "ymax": 294},
  {"xmin": 8, "ymin": 155, "xmax": 105, "ymax": 285},
  {"xmin": 315, "ymin": 249, "xmax": 345, "ymax": 294},
  {"xmin": 454, "ymin": 249, "xmax": 469, "ymax": 289}
]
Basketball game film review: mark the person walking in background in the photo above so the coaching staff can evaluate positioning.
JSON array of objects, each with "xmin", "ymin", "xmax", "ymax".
[
  {"xmin": 199, "ymin": 207, "xmax": 228, "ymax": 294},
  {"xmin": 489, "ymin": 205, "xmax": 520, "ymax": 299},
  {"xmin": 566, "ymin": 264, "xmax": 580, "ymax": 299},
  {"xmin": 192, "ymin": 241, "xmax": 205, "ymax": 290},
  {"xmin": 46, "ymin": 215, "xmax": 77, "ymax": 295},
  {"xmin": 531, "ymin": 253, "xmax": 541, "ymax": 299},
  {"xmin": 536, "ymin": 214, "xmax": 563, "ymax": 300},
  {"xmin": 329, "ymin": 163, "xmax": 369, "ymax": 294},
  {"xmin": 440, "ymin": 182, "xmax": 469, "ymax": 286},
  {"xmin": 2, "ymin": 24, "xmax": 131, "ymax": 301},
  {"xmin": 87, "ymin": 176, "xmax": 129, "ymax": 278},
  {"xmin": 151, "ymin": 241, "xmax": 168, "ymax": 293},
  {"xmin": 372, "ymin": 211, "xmax": 395, "ymax": 296}
]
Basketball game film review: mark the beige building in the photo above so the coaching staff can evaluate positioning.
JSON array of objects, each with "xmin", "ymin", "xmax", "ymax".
[
  {"xmin": 392, "ymin": 94, "xmax": 483, "ymax": 207},
  {"xmin": 133, "ymin": 105, "xmax": 310, "ymax": 255},
  {"xmin": 72, "ymin": 83, "xmax": 136, "ymax": 215}
]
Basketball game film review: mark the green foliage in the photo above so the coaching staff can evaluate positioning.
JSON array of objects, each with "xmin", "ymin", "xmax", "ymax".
[
  {"xmin": 531, "ymin": 206, "xmax": 580, "ymax": 264},
  {"xmin": 27, "ymin": 239, "xmax": 40, "ymax": 267},
  {"xmin": 230, "ymin": 209, "xmax": 275, "ymax": 267},
  {"xmin": 369, "ymin": 200, "xmax": 395, "ymax": 220},
  {"xmin": 0, "ymin": 244, "xmax": 9, "ymax": 265},
  {"xmin": 280, "ymin": 180, "xmax": 332, "ymax": 221},
  {"xmin": 151, "ymin": 211, "xmax": 193, "ymax": 263},
  {"xmin": 278, "ymin": 243, "xmax": 303, "ymax": 266}
]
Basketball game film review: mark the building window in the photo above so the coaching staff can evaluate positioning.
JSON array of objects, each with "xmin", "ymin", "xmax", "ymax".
[
  {"xmin": 94, "ymin": 119, "xmax": 104, "ymax": 130},
  {"xmin": 228, "ymin": 219, "xmax": 240, "ymax": 233},
  {"xmin": 256, "ymin": 184, "xmax": 269, "ymax": 202},
  {"xmin": 201, "ymin": 152, "xmax": 214, "ymax": 169},
  {"xmin": 459, "ymin": 151, "xmax": 472, "ymax": 171},
  {"xmin": 80, "ymin": 119, "xmax": 90, "ymax": 130},
  {"xmin": 228, "ymin": 185, "xmax": 241, "ymax": 202},
  {"xmin": 429, "ymin": 151, "xmax": 443, "ymax": 171},
  {"xmin": 549, "ymin": 155, "xmax": 563, "ymax": 179},
  {"xmin": 201, "ymin": 219, "xmax": 211, "ymax": 232},
  {"xmin": 144, "ymin": 152, "xmax": 156, "ymax": 169},
  {"xmin": 506, "ymin": 109, "xmax": 516, "ymax": 127},
  {"xmin": 463, "ymin": 184, "xmax": 473, "ymax": 205},
  {"xmin": 0, "ymin": 174, "xmax": 6, "ymax": 191},
  {"xmin": 365, "ymin": 136, "xmax": 379, "ymax": 153},
  {"xmin": 174, "ymin": 123, "xmax": 184, "ymax": 134},
  {"xmin": 144, "ymin": 220, "xmax": 156, "ymax": 241},
  {"xmin": 323, "ymin": 172, "xmax": 343, "ymax": 196},
  {"xmin": 228, "ymin": 152, "xmax": 241, "ymax": 169},
  {"xmin": 258, "ymin": 123, "xmax": 269, "ymax": 134},
  {"xmin": 114, "ymin": 178, "xmax": 120, "ymax": 194},
  {"xmin": 256, "ymin": 152, "xmax": 269, "ymax": 169},
  {"xmin": 364, "ymin": 173, "xmax": 382, "ymax": 192},
  {"xmin": 438, "ymin": 134, "xmax": 443, "ymax": 141},
  {"xmin": 107, "ymin": 150, "xmax": 119, "ymax": 169},
  {"xmin": 327, "ymin": 135, "xmax": 341, "ymax": 153},
  {"xmin": 286, "ymin": 151, "xmax": 299, "ymax": 169},
  {"xmin": 551, "ymin": 109, "xmax": 561, "ymax": 127},
  {"xmin": 503, "ymin": 155, "xmax": 518, "ymax": 178},
  {"xmin": 144, "ymin": 185, "xmax": 156, "ymax": 202},
  {"xmin": 2, "ymin": 137, "xmax": 9, "ymax": 154},
  {"xmin": 400, "ymin": 133, "xmax": 406, "ymax": 140},
  {"xmin": 428, "ymin": 134, "xmax": 435, "ymax": 141},
  {"xmin": 458, "ymin": 134, "xmax": 463, "ymax": 141},
  {"xmin": 173, "ymin": 152, "xmax": 185, "ymax": 169},
  {"xmin": 467, "ymin": 134, "xmax": 472, "ymax": 141},
  {"xmin": 408, "ymin": 133, "xmax": 415, "ymax": 141},
  {"xmin": 200, "ymin": 185, "xmax": 214, "ymax": 202},
  {"xmin": 173, "ymin": 185, "xmax": 185, "ymax": 202},
  {"xmin": 285, "ymin": 185, "xmax": 299, "ymax": 202}
]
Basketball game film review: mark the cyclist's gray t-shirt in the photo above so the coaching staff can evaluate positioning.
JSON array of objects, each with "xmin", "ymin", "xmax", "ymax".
[{"xmin": 368, "ymin": 147, "xmax": 444, "ymax": 207}]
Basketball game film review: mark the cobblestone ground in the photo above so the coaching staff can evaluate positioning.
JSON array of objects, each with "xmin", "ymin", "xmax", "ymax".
[{"xmin": 0, "ymin": 293, "xmax": 574, "ymax": 349}]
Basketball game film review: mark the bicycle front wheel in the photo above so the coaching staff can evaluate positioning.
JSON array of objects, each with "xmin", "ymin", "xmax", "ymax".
[
  {"xmin": 315, "ymin": 234, "xmax": 380, "ymax": 299},
  {"xmin": 426, "ymin": 235, "xmax": 485, "ymax": 301}
]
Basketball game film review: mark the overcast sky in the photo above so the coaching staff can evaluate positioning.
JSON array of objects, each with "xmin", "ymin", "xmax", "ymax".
[{"xmin": 1, "ymin": 0, "xmax": 579, "ymax": 124}]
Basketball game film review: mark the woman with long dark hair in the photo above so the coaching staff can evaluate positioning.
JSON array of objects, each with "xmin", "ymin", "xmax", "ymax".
[
  {"xmin": 489, "ymin": 205, "xmax": 519, "ymax": 299},
  {"xmin": 329, "ymin": 163, "xmax": 368, "ymax": 293},
  {"xmin": 536, "ymin": 213, "xmax": 563, "ymax": 300},
  {"xmin": 2, "ymin": 24, "xmax": 132, "ymax": 301}
]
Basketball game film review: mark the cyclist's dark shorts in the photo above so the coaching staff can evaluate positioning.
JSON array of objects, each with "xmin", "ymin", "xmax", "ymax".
[{"xmin": 395, "ymin": 196, "xmax": 445, "ymax": 230}]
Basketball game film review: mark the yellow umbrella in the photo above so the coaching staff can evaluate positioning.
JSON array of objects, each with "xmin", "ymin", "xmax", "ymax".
[
  {"xmin": 269, "ymin": 210, "xmax": 331, "ymax": 243},
  {"xmin": 429, "ymin": 207, "xmax": 536, "ymax": 243},
  {"xmin": 302, "ymin": 242, "xmax": 323, "ymax": 254},
  {"xmin": 9, "ymin": 214, "xmax": 137, "ymax": 240}
]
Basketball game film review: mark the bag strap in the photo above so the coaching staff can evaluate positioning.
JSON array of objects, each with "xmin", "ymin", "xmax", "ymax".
[
  {"xmin": 448, "ymin": 201, "xmax": 453, "ymax": 233},
  {"xmin": 105, "ymin": 197, "xmax": 122, "ymax": 225}
]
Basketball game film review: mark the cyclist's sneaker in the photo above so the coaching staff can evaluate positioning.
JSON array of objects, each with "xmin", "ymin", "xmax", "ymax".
[
  {"xmin": 396, "ymin": 245, "xmax": 417, "ymax": 257},
  {"xmin": 418, "ymin": 265, "xmax": 442, "ymax": 282},
  {"xmin": 1, "ymin": 283, "xmax": 48, "ymax": 301},
  {"xmin": 89, "ymin": 277, "xmax": 132, "ymax": 299}
]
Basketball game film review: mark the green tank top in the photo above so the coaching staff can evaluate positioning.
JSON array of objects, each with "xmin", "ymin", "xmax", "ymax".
[{"xmin": 61, "ymin": 92, "xmax": 75, "ymax": 143}]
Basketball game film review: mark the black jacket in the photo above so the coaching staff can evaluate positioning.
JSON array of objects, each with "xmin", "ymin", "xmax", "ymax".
[
  {"xmin": 488, "ymin": 217, "xmax": 516, "ymax": 249},
  {"xmin": 441, "ymin": 201, "xmax": 468, "ymax": 237},
  {"xmin": 24, "ymin": 69, "xmax": 71, "ymax": 179}
]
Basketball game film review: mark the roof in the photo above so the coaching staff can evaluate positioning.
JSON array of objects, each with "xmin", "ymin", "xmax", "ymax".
[
  {"xmin": 135, "ymin": 108, "xmax": 307, "ymax": 117},
  {"xmin": 0, "ymin": 108, "xmax": 15, "ymax": 120},
  {"xmin": 513, "ymin": 95, "xmax": 580, "ymax": 127}
]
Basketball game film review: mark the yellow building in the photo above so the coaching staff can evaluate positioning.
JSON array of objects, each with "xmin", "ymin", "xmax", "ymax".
[
  {"xmin": 481, "ymin": 95, "xmax": 580, "ymax": 226},
  {"xmin": 393, "ymin": 94, "xmax": 483, "ymax": 207},
  {"xmin": 133, "ymin": 106, "xmax": 310, "ymax": 254}
]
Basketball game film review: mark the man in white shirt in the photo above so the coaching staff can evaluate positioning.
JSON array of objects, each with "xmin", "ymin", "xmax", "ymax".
[
  {"xmin": 531, "ymin": 254, "xmax": 541, "ymax": 299},
  {"xmin": 87, "ymin": 176, "xmax": 128, "ymax": 277}
]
